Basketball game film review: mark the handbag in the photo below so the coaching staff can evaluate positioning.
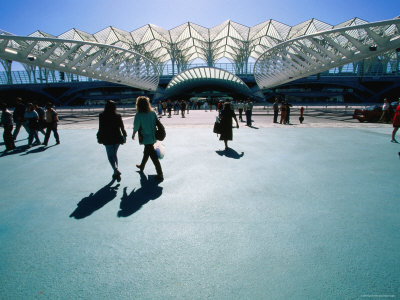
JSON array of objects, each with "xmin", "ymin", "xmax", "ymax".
[
  {"xmin": 155, "ymin": 118, "xmax": 166, "ymax": 141},
  {"xmin": 213, "ymin": 117, "xmax": 221, "ymax": 134}
]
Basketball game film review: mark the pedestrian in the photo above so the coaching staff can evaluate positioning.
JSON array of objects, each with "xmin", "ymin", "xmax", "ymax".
[
  {"xmin": 219, "ymin": 102, "xmax": 239, "ymax": 150},
  {"xmin": 97, "ymin": 100, "xmax": 127, "ymax": 182},
  {"xmin": 237, "ymin": 100, "xmax": 244, "ymax": 122},
  {"xmin": 34, "ymin": 102, "xmax": 46, "ymax": 135},
  {"xmin": 273, "ymin": 98, "xmax": 279, "ymax": 123},
  {"xmin": 157, "ymin": 102, "xmax": 163, "ymax": 117},
  {"xmin": 0, "ymin": 103, "xmax": 16, "ymax": 151},
  {"xmin": 285, "ymin": 100, "xmax": 293, "ymax": 124},
  {"xmin": 180, "ymin": 100, "xmax": 186, "ymax": 118},
  {"xmin": 24, "ymin": 103, "xmax": 41, "ymax": 147},
  {"xmin": 299, "ymin": 106, "xmax": 305, "ymax": 124},
  {"xmin": 391, "ymin": 100, "xmax": 400, "ymax": 143},
  {"xmin": 379, "ymin": 98, "xmax": 390, "ymax": 123},
  {"xmin": 162, "ymin": 101, "xmax": 167, "ymax": 115},
  {"xmin": 12, "ymin": 97, "xmax": 29, "ymax": 140},
  {"xmin": 43, "ymin": 102, "xmax": 60, "ymax": 146},
  {"xmin": 167, "ymin": 100, "xmax": 172, "ymax": 118},
  {"xmin": 132, "ymin": 96, "xmax": 164, "ymax": 181},
  {"xmin": 245, "ymin": 98, "xmax": 253, "ymax": 126},
  {"xmin": 280, "ymin": 101, "xmax": 287, "ymax": 124}
]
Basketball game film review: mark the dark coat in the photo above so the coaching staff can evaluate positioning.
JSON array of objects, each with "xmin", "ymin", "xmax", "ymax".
[
  {"xmin": 97, "ymin": 113, "xmax": 126, "ymax": 145},
  {"xmin": 219, "ymin": 108, "xmax": 236, "ymax": 141}
]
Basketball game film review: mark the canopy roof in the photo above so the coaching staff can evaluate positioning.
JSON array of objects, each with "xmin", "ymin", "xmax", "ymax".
[
  {"xmin": 165, "ymin": 67, "xmax": 251, "ymax": 98},
  {"xmin": 19, "ymin": 18, "xmax": 373, "ymax": 64}
]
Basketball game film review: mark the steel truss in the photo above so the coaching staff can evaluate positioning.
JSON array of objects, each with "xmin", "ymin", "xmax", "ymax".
[
  {"xmin": 0, "ymin": 33, "xmax": 159, "ymax": 91},
  {"xmin": 254, "ymin": 19, "xmax": 400, "ymax": 89}
]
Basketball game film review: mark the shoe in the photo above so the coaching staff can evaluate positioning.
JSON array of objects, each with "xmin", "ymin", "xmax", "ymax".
[
  {"xmin": 56, "ymin": 141, "xmax": 60, "ymax": 145},
  {"xmin": 136, "ymin": 164, "xmax": 144, "ymax": 172},
  {"xmin": 391, "ymin": 139, "xmax": 398, "ymax": 143},
  {"xmin": 156, "ymin": 174, "xmax": 164, "ymax": 181}
]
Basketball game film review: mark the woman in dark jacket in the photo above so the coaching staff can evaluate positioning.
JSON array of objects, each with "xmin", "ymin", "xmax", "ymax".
[
  {"xmin": 97, "ymin": 100, "xmax": 127, "ymax": 182},
  {"xmin": 219, "ymin": 102, "xmax": 239, "ymax": 150}
]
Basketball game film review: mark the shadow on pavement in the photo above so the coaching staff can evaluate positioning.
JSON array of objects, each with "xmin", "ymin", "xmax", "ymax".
[
  {"xmin": 216, "ymin": 148, "xmax": 244, "ymax": 159},
  {"xmin": 0, "ymin": 145, "xmax": 30, "ymax": 157},
  {"xmin": 70, "ymin": 180, "xmax": 120, "ymax": 219},
  {"xmin": 118, "ymin": 172, "xmax": 163, "ymax": 217}
]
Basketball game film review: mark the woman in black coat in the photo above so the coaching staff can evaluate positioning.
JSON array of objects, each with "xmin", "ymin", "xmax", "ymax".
[
  {"xmin": 219, "ymin": 102, "xmax": 239, "ymax": 150},
  {"xmin": 97, "ymin": 100, "xmax": 127, "ymax": 182}
]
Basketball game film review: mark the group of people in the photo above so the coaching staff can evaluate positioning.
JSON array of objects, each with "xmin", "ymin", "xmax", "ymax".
[
  {"xmin": 159, "ymin": 100, "xmax": 188, "ymax": 118},
  {"xmin": 97, "ymin": 96, "xmax": 164, "ymax": 182},
  {"xmin": 0, "ymin": 97, "xmax": 60, "ymax": 151},
  {"xmin": 272, "ymin": 98, "xmax": 296, "ymax": 124}
]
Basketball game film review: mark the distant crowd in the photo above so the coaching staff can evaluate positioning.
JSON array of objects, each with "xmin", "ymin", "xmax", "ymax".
[{"xmin": 0, "ymin": 97, "xmax": 60, "ymax": 152}]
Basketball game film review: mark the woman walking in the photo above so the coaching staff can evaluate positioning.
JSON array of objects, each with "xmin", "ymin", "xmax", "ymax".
[
  {"xmin": 132, "ymin": 96, "xmax": 164, "ymax": 181},
  {"xmin": 219, "ymin": 102, "xmax": 239, "ymax": 150},
  {"xmin": 97, "ymin": 100, "xmax": 127, "ymax": 182},
  {"xmin": 391, "ymin": 100, "xmax": 400, "ymax": 143}
]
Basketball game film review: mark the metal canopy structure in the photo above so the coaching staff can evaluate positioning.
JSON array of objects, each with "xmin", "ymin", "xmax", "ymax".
[
  {"xmin": 254, "ymin": 19, "xmax": 400, "ymax": 89},
  {"xmin": 1, "ymin": 17, "xmax": 379, "ymax": 74},
  {"xmin": 0, "ymin": 32, "xmax": 159, "ymax": 91},
  {"xmin": 164, "ymin": 67, "xmax": 251, "ymax": 98},
  {"xmin": 1, "ymin": 17, "xmax": 400, "ymax": 95}
]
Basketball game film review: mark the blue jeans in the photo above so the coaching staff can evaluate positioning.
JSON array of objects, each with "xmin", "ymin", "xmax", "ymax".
[{"xmin": 105, "ymin": 144, "xmax": 120, "ymax": 171}]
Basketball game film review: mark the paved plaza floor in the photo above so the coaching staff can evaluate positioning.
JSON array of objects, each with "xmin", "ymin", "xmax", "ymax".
[{"xmin": 0, "ymin": 109, "xmax": 399, "ymax": 299}]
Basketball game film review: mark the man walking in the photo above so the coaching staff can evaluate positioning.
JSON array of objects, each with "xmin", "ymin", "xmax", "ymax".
[
  {"xmin": 12, "ymin": 97, "xmax": 29, "ymax": 140},
  {"xmin": 245, "ymin": 98, "xmax": 253, "ymax": 126},
  {"xmin": 273, "ymin": 98, "xmax": 279, "ymax": 123},
  {"xmin": 1, "ymin": 103, "xmax": 16, "ymax": 151}
]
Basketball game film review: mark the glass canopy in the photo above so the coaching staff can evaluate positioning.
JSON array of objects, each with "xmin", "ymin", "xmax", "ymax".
[{"xmin": 13, "ymin": 17, "xmax": 374, "ymax": 68}]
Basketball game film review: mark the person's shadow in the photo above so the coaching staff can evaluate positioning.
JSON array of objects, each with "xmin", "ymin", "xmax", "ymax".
[
  {"xmin": 70, "ymin": 180, "xmax": 120, "ymax": 219},
  {"xmin": 216, "ymin": 148, "xmax": 244, "ymax": 159},
  {"xmin": 118, "ymin": 172, "xmax": 163, "ymax": 217}
]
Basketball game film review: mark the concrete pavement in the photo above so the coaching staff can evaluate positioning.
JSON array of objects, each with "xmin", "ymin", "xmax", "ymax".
[{"xmin": 0, "ymin": 110, "xmax": 399, "ymax": 299}]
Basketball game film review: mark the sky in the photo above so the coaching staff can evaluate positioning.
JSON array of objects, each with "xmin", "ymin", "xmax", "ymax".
[{"xmin": 1, "ymin": 0, "xmax": 399, "ymax": 36}]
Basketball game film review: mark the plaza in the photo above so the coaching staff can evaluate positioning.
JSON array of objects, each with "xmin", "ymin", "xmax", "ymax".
[
  {"xmin": 1, "ymin": 5, "xmax": 400, "ymax": 299},
  {"xmin": 0, "ymin": 110, "xmax": 399, "ymax": 299}
]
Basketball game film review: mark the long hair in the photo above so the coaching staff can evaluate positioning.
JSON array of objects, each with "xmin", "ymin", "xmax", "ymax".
[
  {"xmin": 223, "ymin": 102, "xmax": 232, "ymax": 111},
  {"xmin": 103, "ymin": 100, "xmax": 117, "ymax": 115},
  {"xmin": 136, "ymin": 96, "xmax": 152, "ymax": 113}
]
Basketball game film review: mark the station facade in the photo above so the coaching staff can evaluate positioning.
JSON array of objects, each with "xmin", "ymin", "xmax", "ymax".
[{"xmin": 1, "ymin": 17, "xmax": 400, "ymax": 105}]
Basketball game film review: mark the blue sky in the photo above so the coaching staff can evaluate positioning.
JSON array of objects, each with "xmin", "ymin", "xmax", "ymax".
[{"xmin": 1, "ymin": 0, "xmax": 399, "ymax": 36}]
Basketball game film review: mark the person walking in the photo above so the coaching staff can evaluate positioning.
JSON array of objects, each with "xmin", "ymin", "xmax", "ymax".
[
  {"xmin": 24, "ymin": 103, "xmax": 41, "ymax": 147},
  {"xmin": 167, "ymin": 100, "xmax": 172, "ymax": 118},
  {"xmin": 12, "ymin": 97, "xmax": 29, "ymax": 140},
  {"xmin": 299, "ymin": 106, "xmax": 305, "ymax": 124},
  {"xmin": 245, "ymin": 98, "xmax": 253, "ymax": 126},
  {"xmin": 34, "ymin": 102, "xmax": 46, "ymax": 135},
  {"xmin": 285, "ymin": 100, "xmax": 293, "ymax": 124},
  {"xmin": 280, "ymin": 101, "xmax": 287, "ymax": 124},
  {"xmin": 180, "ymin": 100, "xmax": 186, "ymax": 118},
  {"xmin": 237, "ymin": 100, "xmax": 244, "ymax": 122},
  {"xmin": 391, "ymin": 100, "xmax": 400, "ymax": 143},
  {"xmin": 273, "ymin": 98, "xmax": 279, "ymax": 123},
  {"xmin": 0, "ymin": 103, "xmax": 16, "ymax": 151},
  {"xmin": 132, "ymin": 96, "xmax": 163, "ymax": 181},
  {"xmin": 219, "ymin": 102, "xmax": 239, "ymax": 150},
  {"xmin": 43, "ymin": 102, "xmax": 60, "ymax": 146},
  {"xmin": 162, "ymin": 101, "xmax": 167, "ymax": 116},
  {"xmin": 97, "ymin": 100, "xmax": 127, "ymax": 182},
  {"xmin": 379, "ymin": 98, "xmax": 390, "ymax": 123}
]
